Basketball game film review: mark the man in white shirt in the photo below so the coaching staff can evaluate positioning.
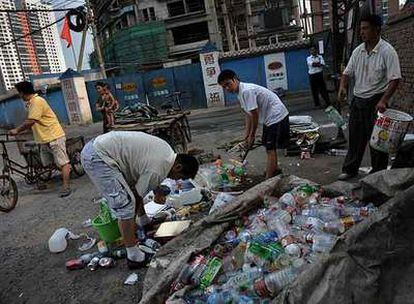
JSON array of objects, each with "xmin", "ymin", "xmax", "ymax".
[
  {"xmin": 307, "ymin": 46, "xmax": 331, "ymax": 107},
  {"xmin": 81, "ymin": 131, "xmax": 199, "ymax": 269},
  {"xmin": 218, "ymin": 69, "xmax": 290, "ymax": 178},
  {"xmin": 337, "ymin": 14, "xmax": 401, "ymax": 180}
]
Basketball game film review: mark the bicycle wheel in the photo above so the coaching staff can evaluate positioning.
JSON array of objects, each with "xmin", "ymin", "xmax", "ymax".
[
  {"xmin": 0, "ymin": 175, "xmax": 18, "ymax": 212},
  {"xmin": 70, "ymin": 149, "xmax": 85, "ymax": 177}
]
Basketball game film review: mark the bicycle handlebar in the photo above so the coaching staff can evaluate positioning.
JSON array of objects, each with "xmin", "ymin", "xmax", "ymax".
[{"xmin": 0, "ymin": 133, "xmax": 27, "ymax": 143}]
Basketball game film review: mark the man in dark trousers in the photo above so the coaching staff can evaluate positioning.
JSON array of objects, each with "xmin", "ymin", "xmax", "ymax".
[
  {"xmin": 337, "ymin": 14, "xmax": 401, "ymax": 180},
  {"xmin": 307, "ymin": 46, "xmax": 330, "ymax": 108}
]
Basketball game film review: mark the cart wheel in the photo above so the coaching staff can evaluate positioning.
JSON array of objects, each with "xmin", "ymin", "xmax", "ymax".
[
  {"xmin": 181, "ymin": 116, "xmax": 192, "ymax": 142},
  {"xmin": 171, "ymin": 126, "xmax": 187, "ymax": 153},
  {"xmin": 70, "ymin": 149, "xmax": 85, "ymax": 177},
  {"xmin": 0, "ymin": 175, "xmax": 18, "ymax": 212}
]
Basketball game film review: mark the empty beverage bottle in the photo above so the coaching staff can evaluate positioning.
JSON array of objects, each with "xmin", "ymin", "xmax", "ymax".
[
  {"xmin": 254, "ymin": 259, "xmax": 304, "ymax": 297},
  {"xmin": 248, "ymin": 242, "xmax": 284, "ymax": 262},
  {"xmin": 250, "ymin": 230, "xmax": 278, "ymax": 245},
  {"xmin": 323, "ymin": 215, "xmax": 362, "ymax": 234},
  {"xmin": 223, "ymin": 242, "xmax": 246, "ymax": 273},
  {"xmin": 207, "ymin": 290, "xmax": 237, "ymax": 304},
  {"xmin": 190, "ymin": 255, "xmax": 208, "ymax": 286},
  {"xmin": 312, "ymin": 233, "xmax": 337, "ymax": 253},
  {"xmin": 200, "ymin": 257, "xmax": 223, "ymax": 289},
  {"xmin": 293, "ymin": 215, "xmax": 324, "ymax": 231},
  {"xmin": 279, "ymin": 192, "xmax": 296, "ymax": 206},
  {"xmin": 223, "ymin": 267, "xmax": 263, "ymax": 291},
  {"xmin": 266, "ymin": 209, "xmax": 292, "ymax": 226},
  {"xmin": 302, "ymin": 206, "xmax": 339, "ymax": 222}
]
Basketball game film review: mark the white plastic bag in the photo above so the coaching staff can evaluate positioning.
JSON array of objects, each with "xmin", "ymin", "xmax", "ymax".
[{"xmin": 48, "ymin": 228, "xmax": 80, "ymax": 253}]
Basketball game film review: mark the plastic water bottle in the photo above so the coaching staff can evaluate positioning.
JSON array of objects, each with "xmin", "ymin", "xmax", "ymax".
[
  {"xmin": 279, "ymin": 192, "xmax": 296, "ymax": 206},
  {"xmin": 222, "ymin": 267, "xmax": 263, "ymax": 291},
  {"xmin": 250, "ymin": 230, "xmax": 278, "ymax": 245},
  {"xmin": 323, "ymin": 216, "xmax": 362, "ymax": 234},
  {"xmin": 312, "ymin": 233, "xmax": 337, "ymax": 253},
  {"xmin": 293, "ymin": 215, "xmax": 324, "ymax": 231},
  {"xmin": 266, "ymin": 209, "xmax": 292, "ymax": 227},
  {"xmin": 254, "ymin": 259, "xmax": 304, "ymax": 297},
  {"xmin": 268, "ymin": 219, "xmax": 290, "ymax": 239},
  {"xmin": 302, "ymin": 206, "xmax": 339, "ymax": 221}
]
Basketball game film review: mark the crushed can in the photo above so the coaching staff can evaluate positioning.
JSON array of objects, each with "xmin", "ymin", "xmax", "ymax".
[
  {"xmin": 66, "ymin": 258, "xmax": 85, "ymax": 270},
  {"xmin": 111, "ymin": 248, "xmax": 127, "ymax": 259},
  {"xmin": 143, "ymin": 238, "xmax": 161, "ymax": 251},
  {"xmin": 97, "ymin": 240, "xmax": 109, "ymax": 255},
  {"xmin": 98, "ymin": 257, "xmax": 115, "ymax": 268},
  {"xmin": 87, "ymin": 257, "xmax": 100, "ymax": 271}
]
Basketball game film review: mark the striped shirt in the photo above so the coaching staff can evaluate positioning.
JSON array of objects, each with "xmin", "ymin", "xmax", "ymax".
[{"xmin": 343, "ymin": 38, "xmax": 401, "ymax": 99}]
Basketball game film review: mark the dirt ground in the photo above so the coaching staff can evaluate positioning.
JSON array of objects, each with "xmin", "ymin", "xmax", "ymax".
[{"xmin": 0, "ymin": 94, "xmax": 367, "ymax": 304}]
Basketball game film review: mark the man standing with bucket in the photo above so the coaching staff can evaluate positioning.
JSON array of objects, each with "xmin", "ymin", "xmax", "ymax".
[
  {"xmin": 337, "ymin": 14, "xmax": 401, "ymax": 180},
  {"xmin": 81, "ymin": 131, "xmax": 199, "ymax": 269}
]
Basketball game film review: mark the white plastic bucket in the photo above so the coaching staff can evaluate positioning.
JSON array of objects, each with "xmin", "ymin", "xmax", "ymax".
[{"xmin": 370, "ymin": 109, "xmax": 413, "ymax": 154}]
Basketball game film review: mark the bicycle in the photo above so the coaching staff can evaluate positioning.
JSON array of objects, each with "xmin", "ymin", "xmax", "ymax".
[{"xmin": 0, "ymin": 134, "xmax": 85, "ymax": 212}]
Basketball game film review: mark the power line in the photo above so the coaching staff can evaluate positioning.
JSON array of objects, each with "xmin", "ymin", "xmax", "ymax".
[{"xmin": 0, "ymin": 15, "xmax": 65, "ymax": 48}]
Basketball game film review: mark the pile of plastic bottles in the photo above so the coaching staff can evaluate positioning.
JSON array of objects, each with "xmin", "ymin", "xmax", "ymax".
[
  {"xmin": 167, "ymin": 184, "xmax": 377, "ymax": 303},
  {"xmin": 198, "ymin": 158, "xmax": 247, "ymax": 191}
]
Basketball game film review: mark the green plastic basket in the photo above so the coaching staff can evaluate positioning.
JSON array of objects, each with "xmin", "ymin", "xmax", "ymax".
[{"xmin": 92, "ymin": 200, "xmax": 122, "ymax": 243}]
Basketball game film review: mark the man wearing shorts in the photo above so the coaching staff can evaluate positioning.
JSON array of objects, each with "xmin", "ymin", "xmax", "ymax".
[
  {"xmin": 9, "ymin": 81, "xmax": 71, "ymax": 197},
  {"xmin": 218, "ymin": 70, "xmax": 290, "ymax": 178},
  {"xmin": 81, "ymin": 131, "xmax": 199, "ymax": 269}
]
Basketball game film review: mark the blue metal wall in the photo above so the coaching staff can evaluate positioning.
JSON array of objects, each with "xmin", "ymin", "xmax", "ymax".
[
  {"xmin": 86, "ymin": 63, "xmax": 207, "ymax": 122},
  {"xmin": 0, "ymin": 90, "xmax": 69, "ymax": 129},
  {"xmin": 220, "ymin": 56, "xmax": 267, "ymax": 106},
  {"xmin": 285, "ymin": 49, "xmax": 310, "ymax": 91},
  {"xmin": 219, "ymin": 48, "xmax": 310, "ymax": 106}
]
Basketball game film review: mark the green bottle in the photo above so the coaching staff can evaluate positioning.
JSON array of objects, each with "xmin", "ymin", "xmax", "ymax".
[{"xmin": 200, "ymin": 257, "xmax": 223, "ymax": 289}]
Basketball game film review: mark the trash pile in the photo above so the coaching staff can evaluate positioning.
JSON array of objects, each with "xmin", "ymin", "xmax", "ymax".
[
  {"xmin": 197, "ymin": 158, "xmax": 248, "ymax": 191},
  {"xmin": 166, "ymin": 184, "xmax": 377, "ymax": 303}
]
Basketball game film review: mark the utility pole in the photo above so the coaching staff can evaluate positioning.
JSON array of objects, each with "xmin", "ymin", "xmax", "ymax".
[
  {"xmin": 221, "ymin": 0, "xmax": 234, "ymax": 51},
  {"xmin": 85, "ymin": 0, "xmax": 106, "ymax": 78},
  {"xmin": 77, "ymin": 26, "xmax": 88, "ymax": 72}
]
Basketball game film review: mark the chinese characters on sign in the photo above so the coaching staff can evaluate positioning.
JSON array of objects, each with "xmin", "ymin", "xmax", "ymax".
[
  {"xmin": 264, "ymin": 53, "xmax": 288, "ymax": 91},
  {"xmin": 200, "ymin": 51, "xmax": 224, "ymax": 107},
  {"xmin": 61, "ymin": 79, "xmax": 81, "ymax": 123}
]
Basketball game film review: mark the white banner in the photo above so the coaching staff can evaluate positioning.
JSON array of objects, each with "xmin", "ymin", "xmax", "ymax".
[
  {"xmin": 200, "ymin": 52, "xmax": 225, "ymax": 107},
  {"xmin": 264, "ymin": 53, "xmax": 288, "ymax": 91}
]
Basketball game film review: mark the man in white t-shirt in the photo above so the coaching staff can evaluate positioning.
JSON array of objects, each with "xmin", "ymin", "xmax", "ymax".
[
  {"xmin": 218, "ymin": 69, "xmax": 290, "ymax": 178},
  {"xmin": 81, "ymin": 131, "xmax": 199, "ymax": 269},
  {"xmin": 337, "ymin": 14, "xmax": 401, "ymax": 180},
  {"xmin": 307, "ymin": 46, "xmax": 331, "ymax": 107}
]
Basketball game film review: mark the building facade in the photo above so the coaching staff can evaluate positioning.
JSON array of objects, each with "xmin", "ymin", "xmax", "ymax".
[
  {"xmin": 0, "ymin": 0, "xmax": 66, "ymax": 91},
  {"xmin": 90, "ymin": 0, "xmax": 222, "ymax": 70}
]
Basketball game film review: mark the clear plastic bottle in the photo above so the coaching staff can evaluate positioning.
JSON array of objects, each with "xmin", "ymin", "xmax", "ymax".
[
  {"xmin": 302, "ymin": 206, "xmax": 338, "ymax": 222},
  {"xmin": 223, "ymin": 242, "xmax": 247, "ymax": 273},
  {"xmin": 312, "ymin": 233, "xmax": 337, "ymax": 253},
  {"xmin": 222, "ymin": 267, "xmax": 263, "ymax": 291},
  {"xmin": 266, "ymin": 209, "xmax": 292, "ymax": 229},
  {"xmin": 279, "ymin": 192, "xmax": 296, "ymax": 206},
  {"xmin": 255, "ymin": 259, "xmax": 304, "ymax": 297},
  {"xmin": 323, "ymin": 215, "xmax": 362, "ymax": 234},
  {"xmin": 293, "ymin": 214, "xmax": 324, "ymax": 230}
]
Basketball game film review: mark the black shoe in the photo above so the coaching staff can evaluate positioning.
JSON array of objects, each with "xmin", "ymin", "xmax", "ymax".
[{"xmin": 126, "ymin": 252, "xmax": 153, "ymax": 270}]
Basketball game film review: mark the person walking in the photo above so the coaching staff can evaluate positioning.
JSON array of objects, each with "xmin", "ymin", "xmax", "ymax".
[
  {"xmin": 9, "ymin": 81, "xmax": 72, "ymax": 197},
  {"xmin": 307, "ymin": 46, "xmax": 331, "ymax": 108},
  {"xmin": 81, "ymin": 131, "xmax": 199, "ymax": 269},
  {"xmin": 337, "ymin": 14, "xmax": 401, "ymax": 180},
  {"xmin": 218, "ymin": 69, "xmax": 290, "ymax": 178}
]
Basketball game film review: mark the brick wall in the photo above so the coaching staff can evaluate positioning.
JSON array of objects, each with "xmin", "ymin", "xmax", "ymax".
[{"xmin": 383, "ymin": 8, "xmax": 414, "ymax": 115}]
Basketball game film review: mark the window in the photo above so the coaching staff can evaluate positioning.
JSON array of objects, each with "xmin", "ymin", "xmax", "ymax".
[
  {"xmin": 142, "ymin": 7, "xmax": 156, "ymax": 21},
  {"xmin": 167, "ymin": 1, "xmax": 185, "ymax": 17},
  {"xmin": 186, "ymin": 0, "xmax": 204, "ymax": 12}
]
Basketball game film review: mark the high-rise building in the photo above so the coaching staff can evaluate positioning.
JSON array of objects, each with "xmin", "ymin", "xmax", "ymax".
[{"xmin": 0, "ymin": 0, "xmax": 66, "ymax": 91}]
